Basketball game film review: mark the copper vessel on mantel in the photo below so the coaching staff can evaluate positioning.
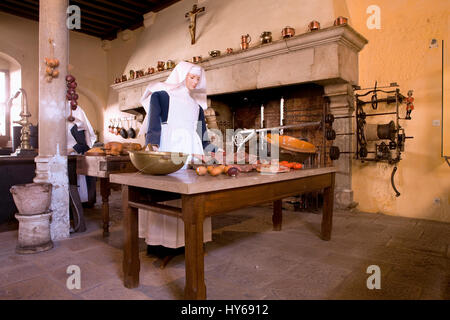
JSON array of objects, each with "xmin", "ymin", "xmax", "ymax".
[
  {"xmin": 334, "ymin": 16, "xmax": 348, "ymax": 26},
  {"xmin": 308, "ymin": 21, "xmax": 320, "ymax": 31},
  {"xmin": 240, "ymin": 34, "xmax": 251, "ymax": 50},
  {"xmin": 281, "ymin": 26, "xmax": 295, "ymax": 38},
  {"xmin": 260, "ymin": 31, "xmax": 272, "ymax": 44},
  {"xmin": 192, "ymin": 56, "xmax": 202, "ymax": 63},
  {"xmin": 157, "ymin": 61, "xmax": 165, "ymax": 71},
  {"xmin": 209, "ymin": 50, "xmax": 221, "ymax": 57},
  {"xmin": 166, "ymin": 60, "xmax": 175, "ymax": 69}
]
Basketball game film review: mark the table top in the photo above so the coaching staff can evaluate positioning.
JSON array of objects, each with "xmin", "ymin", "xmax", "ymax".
[{"xmin": 110, "ymin": 167, "xmax": 336, "ymax": 194}]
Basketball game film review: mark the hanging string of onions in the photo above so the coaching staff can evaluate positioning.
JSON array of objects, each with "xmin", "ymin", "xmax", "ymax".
[{"xmin": 66, "ymin": 74, "xmax": 78, "ymax": 122}]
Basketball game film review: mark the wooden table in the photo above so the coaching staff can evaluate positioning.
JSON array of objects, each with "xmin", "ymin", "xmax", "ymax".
[
  {"xmin": 76, "ymin": 155, "xmax": 136, "ymax": 236},
  {"xmin": 110, "ymin": 167, "xmax": 336, "ymax": 300}
]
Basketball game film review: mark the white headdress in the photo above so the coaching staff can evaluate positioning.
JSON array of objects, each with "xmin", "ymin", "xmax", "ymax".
[{"xmin": 138, "ymin": 61, "xmax": 207, "ymax": 137}]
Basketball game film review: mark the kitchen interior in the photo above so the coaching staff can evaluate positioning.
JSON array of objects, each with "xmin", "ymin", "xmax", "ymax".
[{"xmin": 0, "ymin": 0, "xmax": 448, "ymax": 300}]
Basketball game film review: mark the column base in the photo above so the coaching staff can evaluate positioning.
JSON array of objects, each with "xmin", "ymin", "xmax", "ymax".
[{"xmin": 335, "ymin": 189, "xmax": 358, "ymax": 210}]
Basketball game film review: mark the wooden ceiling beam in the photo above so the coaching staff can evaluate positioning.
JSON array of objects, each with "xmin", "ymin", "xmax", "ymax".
[
  {"xmin": 70, "ymin": 5, "xmax": 129, "ymax": 24},
  {"xmin": 90, "ymin": 0, "xmax": 143, "ymax": 15},
  {"xmin": 72, "ymin": 0, "xmax": 137, "ymax": 19},
  {"xmin": 114, "ymin": 0, "xmax": 153, "ymax": 10},
  {"xmin": 0, "ymin": 2, "xmax": 38, "ymax": 20},
  {"xmin": 4, "ymin": 0, "xmax": 38, "ymax": 12},
  {"xmin": 0, "ymin": 5, "xmax": 38, "ymax": 22},
  {"xmin": 81, "ymin": 13, "xmax": 119, "ymax": 28},
  {"xmin": 150, "ymin": 0, "xmax": 181, "ymax": 12},
  {"xmin": 80, "ymin": 20, "xmax": 111, "ymax": 33},
  {"xmin": 71, "ymin": 28, "xmax": 104, "ymax": 38}
]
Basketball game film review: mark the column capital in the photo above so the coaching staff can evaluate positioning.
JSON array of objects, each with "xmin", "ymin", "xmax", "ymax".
[
  {"xmin": 324, "ymin": 83, "xmax": 354, "ymax": 115},
  {"xmin": 121, "ymin": 29, "xmax": 134, "ymax": 42},
  {"xmin": 143, "ymin": 11, "xmax": 157, "ymax": 28},
  {"xmin": 101, "ymin": 40, "xmax": 112, "ymax": 51}
]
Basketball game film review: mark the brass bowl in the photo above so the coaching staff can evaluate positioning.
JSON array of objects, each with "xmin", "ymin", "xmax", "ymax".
[{"xmin": 128, "ymin": 150, "xmax": 189, "ymax": 175}]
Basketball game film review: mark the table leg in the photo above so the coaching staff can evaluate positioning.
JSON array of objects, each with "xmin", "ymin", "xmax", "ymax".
[
  {"xmin": 182, "ymin": 195, "xmax": 206, "ymax": 300},
  {"xmin": 321, "ymin": 173, "xmax": 335, "ymax": 241},
  {"xmin": 272, "ymin": 199, "xmax": 282, "ymax": 231},
  {"xmin": 122, "ymin": 185, "xmax": 140, "ymax": 288},
  {"xmin": 100, "ymin": 178, "xmax": 111, "ymax": 237}
]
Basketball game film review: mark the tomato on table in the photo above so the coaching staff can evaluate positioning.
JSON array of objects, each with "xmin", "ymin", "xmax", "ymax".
[
  {"xmin": 285, "ymin": 162, "xmax": 295, "ymax": 169},
  {"xmin": 293, "ymin": 163, "xmax": 303, "ymax": 170}
]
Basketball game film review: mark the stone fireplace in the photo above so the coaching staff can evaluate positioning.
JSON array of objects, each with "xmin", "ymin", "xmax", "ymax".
[{"xmin": 112, "ymin": 24, "xmax": 368, "ymax": 208}]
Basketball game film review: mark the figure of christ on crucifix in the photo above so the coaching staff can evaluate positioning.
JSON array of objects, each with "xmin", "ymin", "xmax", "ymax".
[{"xmin": 185, "ymin": 4, "xmax": 205, "ymax": 45}]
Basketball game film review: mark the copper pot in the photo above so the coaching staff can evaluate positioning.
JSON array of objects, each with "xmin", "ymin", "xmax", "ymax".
[
  {"xmin": 157, "ymin": 61, "xmax": 165, "ymax": 71},
  {"xmin": 209, "ymin": 50, "xmax": 221, "ymax": 57},
  {"xmin": 166, "ymin": 60, "xmax": 175, "ymax": 69},
  {"xmin": 226, "ymin": 48, "xmax": 233, "ymax": 54},
  {"xmin": 260, "ymin": 31, "xmax": 272, "ymax": 44},
  {"xmin": 282, "ymin": 26, "xmax": 295, "ymax": 38},
  {"xmin": 334, "ymin": 16, "xmax": 348, "ymax": 26},
  {"xmin": 192, "ymin": 56, "xmax": 202, "ymax": 63},
  {"xmin": 308, "ymin": 21, "xmax": 320, "ymax": 31}
]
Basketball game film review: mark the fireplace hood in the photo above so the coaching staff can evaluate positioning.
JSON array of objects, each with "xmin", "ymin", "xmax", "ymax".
[{"xmin": 111, "ymin": 24, "xmax": 367, "ymax": 120}]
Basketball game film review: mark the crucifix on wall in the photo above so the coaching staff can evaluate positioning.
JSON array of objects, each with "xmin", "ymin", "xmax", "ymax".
[{"xmin": 185, "ymin": 4, "xmax": 205, "ymax": 45}]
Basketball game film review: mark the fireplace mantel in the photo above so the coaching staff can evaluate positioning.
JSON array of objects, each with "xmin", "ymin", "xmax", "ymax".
[{"xmin": 111, "ymin": 24, "xmax": 367, "ymax": 113}]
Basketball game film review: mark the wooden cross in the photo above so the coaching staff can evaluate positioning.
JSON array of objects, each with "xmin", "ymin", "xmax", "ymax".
[{"xmin": 185, "ymin": 4, "xmax": 205, "ymax": 45}]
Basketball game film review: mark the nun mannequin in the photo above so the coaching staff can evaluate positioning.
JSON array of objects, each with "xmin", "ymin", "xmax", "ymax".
[
  {"xmin": 67, "ymin": 102, "xmax": 97, "ymax": 203},
  {"xmin": 138, "ymin": 61, "xmax": 215, "ymax": 264}
]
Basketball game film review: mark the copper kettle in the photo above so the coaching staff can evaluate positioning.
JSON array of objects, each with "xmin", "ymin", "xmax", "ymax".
[{"xmin": 240, "ymin": 34, "xmax": 251, "ymax": 50}]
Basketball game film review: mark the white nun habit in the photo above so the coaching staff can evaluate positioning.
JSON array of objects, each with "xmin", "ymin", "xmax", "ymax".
[
  {"xmin": 67, "ymin": 103, "xmax": 96, "ymax": 202},
  {"xmin": 138, "ymin": 61, "xmax": 212, "ymax": 248}
]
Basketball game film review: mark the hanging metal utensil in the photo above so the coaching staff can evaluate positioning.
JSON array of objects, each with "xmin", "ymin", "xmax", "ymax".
[
  {"xmin": 114, "ymin": 119, "xmax": 119, "ymax": 136},
  {"xmin": 120, "ymin": 118, "xmax": 128, "ymax": 139},
  {"xmin": 108, "ymin": 119, "xmax": 113, "ymax": 133},
  {"xmin": 127, "ymin": 117, "xmax": 136, "ymax": 139}
]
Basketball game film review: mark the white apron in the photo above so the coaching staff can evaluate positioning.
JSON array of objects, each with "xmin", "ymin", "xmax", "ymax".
[
  {"xmin": 138, "ymin": 87, "xmax": 212, "ymax": 248},
  {"xmin": 67, "ymin": 105, "xmax": 96, "ymax": 202}
]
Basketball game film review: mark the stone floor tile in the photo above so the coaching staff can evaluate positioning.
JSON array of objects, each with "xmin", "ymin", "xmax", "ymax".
[
  {"xmin": 1, "ymin": 188, "xmax": 449, "ymax": 300},
  {"xmin": 80, "ymin": 278, "xmax": 150, "ymax": 300},
  {"xmin": 386, "ymin": 237, "xmax": 447, "ymax": 257},
  {"xmin": 48, "ymin": 260, "xmax": 118, "ymax": 294},
  {"xmin": 385, "ymin": 264, "xmax": 448, "ymax": 292},
  {"xmin": 0, "ymin": 263, "xmax": 47, "ymax": 288},
  {"xmin": 0, "ymin": 276, "xmax": 81, "ymax": 300},
  {"xmin": 329, "ymin": 270, "xmax": 422, "ymax": 300}
]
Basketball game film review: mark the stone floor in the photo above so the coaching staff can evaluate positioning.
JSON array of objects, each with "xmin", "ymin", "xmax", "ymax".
[{"xmin": 0, "ymin": 189, "xmax": 449, "ymax": 300}]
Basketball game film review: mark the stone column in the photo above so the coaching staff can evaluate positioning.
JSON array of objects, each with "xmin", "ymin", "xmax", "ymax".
[
  {"xmin": 324, "ymin": 83, "xmax": 356, "ymax": 209},
  {"xmin": 34, "ymin": 0, "xmax": 70, "ymax": 240}
]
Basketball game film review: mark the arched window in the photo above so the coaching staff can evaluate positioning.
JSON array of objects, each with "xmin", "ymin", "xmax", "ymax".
[
  {"xmin": 0, "ymin": 53, "xmax": 22, "ymax": 145},
  {"xmin": 0, "ymin": 69, "xmax": 9, "ymax": 136}
]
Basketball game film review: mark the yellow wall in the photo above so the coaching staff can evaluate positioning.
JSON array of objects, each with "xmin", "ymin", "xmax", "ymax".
[{"xmin": 346, "ymin": 0, "xmax": 450, "ymax": 222}]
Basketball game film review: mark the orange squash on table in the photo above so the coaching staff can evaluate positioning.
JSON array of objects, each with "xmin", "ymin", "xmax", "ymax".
[{"xmin": 104, "ymin": 142, "xmax": 124, "ymax": 155}]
